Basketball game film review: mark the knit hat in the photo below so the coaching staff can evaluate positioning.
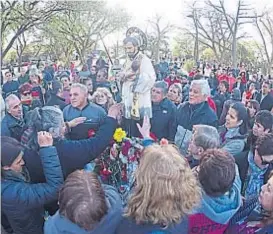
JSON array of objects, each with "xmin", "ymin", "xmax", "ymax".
[{"xmin": 1, "ymin": 136, "xmax": 24, "ymax": 167}]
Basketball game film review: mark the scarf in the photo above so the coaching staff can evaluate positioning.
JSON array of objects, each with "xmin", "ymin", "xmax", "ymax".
[
  {"xmin": 2, "ymin": 166, "xmax": 30, "ymax": 183},
  {"xmin": 244, "ymin": 151, "xmax": 268, "ymax": 199}
]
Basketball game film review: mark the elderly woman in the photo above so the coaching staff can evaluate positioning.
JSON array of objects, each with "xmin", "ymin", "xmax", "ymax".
[
  {"xmin": 90, "ymin": 87, "xmax": 115, "ymax": 111},
  {"xmin": 174, "ymin": 79, "xmax": 218, "ymax": 155},
  {"xmin": 218, "ymin": 102, "xmax": 249, "ymax": 156},
  {"xmin": 167, "ymin": 83, "xmax": 183, "ymax": 106},
  {"xmin": 21, "ymin": 104, "xmax": 121, "ymax": 185},
  {"xmin": 115, "ymin": 144, "xmax": 201, "ymax": 233},
  {"xmin": 28, "ymin": 68, "xmax": 45, "ymax": 106}
]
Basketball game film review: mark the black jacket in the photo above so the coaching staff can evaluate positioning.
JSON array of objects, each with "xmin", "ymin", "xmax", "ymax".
[
  {"xmin": 150, "ymin": 98, "xmax": 177, "ymax": 141},
  {"xmin": 46, "ymin": 94, "xmax": 67, "ymax": 110},
  {"xmin": 23, "ymin": 117, "xmax": 117, "ymax": 183},
  {"xmin": 255, "ymin": 92, "xmax": 273, "ymax": 111},
  {"xmin": 233, "ymin": 82, "xmax": 245, "ymax": 97},
  {"xmin": 213, "ymin": 92, "xmax": 231, "ymax": 118}
]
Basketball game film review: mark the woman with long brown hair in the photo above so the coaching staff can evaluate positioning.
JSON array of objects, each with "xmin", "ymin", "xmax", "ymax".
[{"xmin": 115, "ymin": 142, "xmax": 201, "ymax": 233}]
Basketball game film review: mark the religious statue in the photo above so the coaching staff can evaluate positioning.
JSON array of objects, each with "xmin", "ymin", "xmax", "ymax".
[{"xmin": 119, "ymin": 27, "xmax": 156, "ymax": 137}]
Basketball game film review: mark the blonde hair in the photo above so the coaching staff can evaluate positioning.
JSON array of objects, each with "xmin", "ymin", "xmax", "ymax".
[
  {"xmin": 90, "ymin": 87, "xmax": 115, "ymax": 110},
  {"xmin": 125, "ymin": 144, "xmax": 201, "ymax": 226}
]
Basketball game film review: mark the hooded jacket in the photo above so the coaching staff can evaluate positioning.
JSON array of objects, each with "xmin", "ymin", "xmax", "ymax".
[
  {"xmin": 218, "ymin": 126, "xmax": 247, "ymax": 156},
  {"xmin": 44, "ymin": 185, "xmax": 122, "ymax": 234},
  {"xmin": 189, "ymin": 166, "xmax": 242, "ymax": 234},
  {"xmin": 1, "ymin": 147, "xmax": 64, "ymax": 234}
]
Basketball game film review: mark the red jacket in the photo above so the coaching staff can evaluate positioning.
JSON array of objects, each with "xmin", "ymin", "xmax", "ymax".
[
  {"xmin": 189, "ymin": 71, "xmax": 197, "ymax": 78},
  {"xmin": 217, "ymin": 74, "xmax": 228, "ymax": 83}
]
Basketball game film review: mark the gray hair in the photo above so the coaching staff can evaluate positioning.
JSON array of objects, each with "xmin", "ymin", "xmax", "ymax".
[
  {"xmin": 191, "ymin": 79, "xmax": 211, "ymax": 96},
  {"xmin": 193, "ymin": 125, "xmax": 220, "ymax": 150},
  {"xmin": 26, "ymin": 106, "xmax": 64, "ymax": 150},
  {"xmin": 5, "ymin": 94, "xmax": 20, "ymax": 111},
  {"xmin": 71, "ymin": 83, "xmax": 88, "ymax": 94},
  {"xmin": 153, "ymin": 81, "xmax": 169, "ymax": 95}
]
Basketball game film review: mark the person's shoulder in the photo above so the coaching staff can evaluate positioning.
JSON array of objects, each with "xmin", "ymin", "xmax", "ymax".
[
  {"xmin": 63, "ymin": 104, "xmax": 72, "ymax": 112},
  {"xmin": 1, "ymin": 179, "xmax": 26, "ymax": 203},
  {"xmin": 178, "ymin": 101, "xmax": 189, "ymax": 110},
  {"xmin": 88, "ymin": 102, "xmax": 106, "ymax": 114},
  {"xmin": 1, "ymin": 114, "xmax": 9, "ymax": 123},
  {"xmin": 204, "ymin": 102, "xmax": 218, "ymax": 117}
]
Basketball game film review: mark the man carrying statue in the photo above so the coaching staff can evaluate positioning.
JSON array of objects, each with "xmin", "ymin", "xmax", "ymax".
[{"xmin": 118, "ymin": 27, "xmax": 156, "ymax": 137}]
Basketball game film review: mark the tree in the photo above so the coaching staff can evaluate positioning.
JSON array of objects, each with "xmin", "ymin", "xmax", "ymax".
[
  {"xmin": 172, "ymin": 34, "xmax": 195, "ymax": 59},
  {"xmin": 1, "ymin": 0, "xmax": 68, "ymax": 65},
  {"xmin": 146, "ymin": 15, "xmax": 175, "ymax": 63},
  {"xmin": 254, "ymin": 11, "xmax": 273, "ymax": 74},
  {"xmin": 15, "ymin": 32, "xmax": 27, "ymax": 71},
  {"xmin": 41, "ymin": 2, "xmax": 130, "ymax": 64},
  {"xmin": 186, "ymin": 5, "xmax": 232, "ymax": 62},
  {"xmin": 207, "ymin": 0, "xmax": 259, "ymax": 66}
]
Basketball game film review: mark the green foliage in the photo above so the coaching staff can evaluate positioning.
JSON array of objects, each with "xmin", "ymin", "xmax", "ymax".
[
  {"xmin": 201, "ymin": 48, "xmax": 215, "ymax": 61},
  {"xmin": 183, "ymin": 60, "xmax": 195, "ymax": 72},
  {"xmin": 1, "ymin": 0, "xmax": 69, "ymax": 62},
  {"xmin": 40, "ymin": 1, "xmax": 130, "ymax": 64},
  {"xmin": 4, "ymin": 49, "xmax": 17, "ymax": 62},
  {"xmin": 172, "ymin": 34, "xmax": 194, "ymax": 58}
]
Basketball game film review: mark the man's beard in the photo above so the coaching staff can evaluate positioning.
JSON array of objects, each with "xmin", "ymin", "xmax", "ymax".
[{"xmin": 127, "ymin": 52, "xmax": 136, "ymax": 59}]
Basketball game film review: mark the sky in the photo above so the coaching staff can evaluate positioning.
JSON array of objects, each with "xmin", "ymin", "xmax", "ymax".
[{"xmin": 105, "ymin": 0, "xmax": 273, "ymax": 46}]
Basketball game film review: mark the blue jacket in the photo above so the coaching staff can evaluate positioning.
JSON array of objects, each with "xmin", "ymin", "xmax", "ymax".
[
  {"xmin": 63, "ymin": 103, "xmax": 107, "ymax": 140},
  {"xmin": 174, "ymin": 101, "xmax": 218, "ymax": 155},
  {"xmin": 44, "ymin": 185, "xmax": 123, "ymax": 234},
  {"xmin": 42, "ymin": 70, "xmax": 53, "ymax": 83},
  {"xmin": 63, "ymin": 103, "xmax": 106, "ymax": 123},
  {"xmin": 1, "ymin": 113, "xmax": 25, "ymax": 141},
  {"xmin": 1, "ymin": 147, "xmax": 64, "ymax": 234},
  {"xmin": 23, "ymin": 116, "xmax": 117, "ymax": 183},
  {"xmin": 115, "ymin": 217, "xmax": 188, "ymax": 234},
  {"xmin": 151, "ymin": 98, "xmax": 177, "ymax": 141},
  {"xmin": 2, "ymin": 80, "xmax": 19, "ymax": 99}
]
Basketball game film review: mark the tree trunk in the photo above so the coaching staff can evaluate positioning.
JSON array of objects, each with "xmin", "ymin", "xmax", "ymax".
[
  {"xmin": 18, "ymin": 54, "xmax": 22, "ymax": 72},
  {"xmin": 232, "ymin": 35, "xmax": 237, "ymax": 67}
]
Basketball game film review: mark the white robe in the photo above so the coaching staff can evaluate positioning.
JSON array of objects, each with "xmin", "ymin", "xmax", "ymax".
[{"xmin": 122, "ymin": 53, "xmax": 156, "ymax": 119}]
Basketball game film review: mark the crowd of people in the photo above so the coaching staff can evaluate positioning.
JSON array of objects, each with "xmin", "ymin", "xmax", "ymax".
[{"xmin": 1, "ymin": 31, "xmax": 273, "ymax": 234}]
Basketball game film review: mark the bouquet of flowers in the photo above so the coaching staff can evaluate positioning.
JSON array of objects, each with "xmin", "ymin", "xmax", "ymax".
[{"xmin": 94, "ymin": 128, "xmax": 144, "ymax": 205}]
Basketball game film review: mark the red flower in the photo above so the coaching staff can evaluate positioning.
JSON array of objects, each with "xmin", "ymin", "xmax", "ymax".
[
  {"xmin": 88, "ymin": 129, "xmax": 96, "ymax": 138},
  {"xmin": 121, "ymin": 140, "xmax": 132, "ymax": 156}
]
